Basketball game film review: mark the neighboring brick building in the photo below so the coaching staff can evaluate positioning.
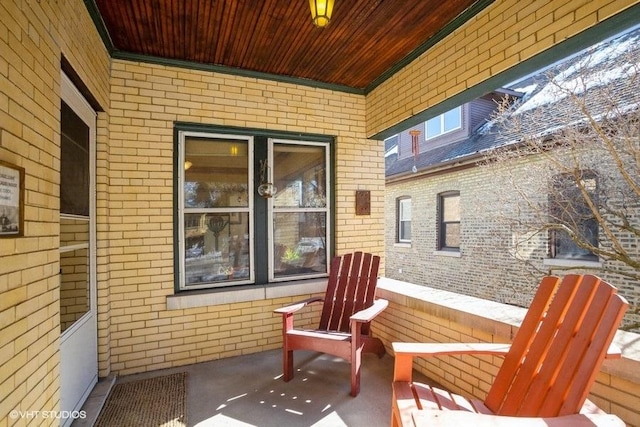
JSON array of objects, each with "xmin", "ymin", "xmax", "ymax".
[{"xmin": 385, "ymin": 28, "xmax": 640, "ymax": 330}]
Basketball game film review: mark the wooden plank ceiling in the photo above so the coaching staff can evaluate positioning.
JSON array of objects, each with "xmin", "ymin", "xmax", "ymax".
[{"xmin": 93, "ymin": 0, "xmax": 483, "ymax": 91}]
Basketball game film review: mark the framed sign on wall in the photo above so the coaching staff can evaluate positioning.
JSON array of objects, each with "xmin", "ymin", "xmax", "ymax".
[{"xmin": 0, "ymin": 160, "xmax": 24, "ymax": 237}]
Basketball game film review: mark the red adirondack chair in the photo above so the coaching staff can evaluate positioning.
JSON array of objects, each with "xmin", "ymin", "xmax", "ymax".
[
  {"xmin": 274, "ymin": 252, "xmax": 388, "ymax": 396},
  {"xmin": 391, "ymin": 274, "xmax": 628, "ymax": 426}
]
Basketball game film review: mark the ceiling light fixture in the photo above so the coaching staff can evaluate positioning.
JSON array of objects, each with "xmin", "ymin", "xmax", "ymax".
[{"xmin": 309, "ymin": 0, "xmax": 334, "ymax": 28}]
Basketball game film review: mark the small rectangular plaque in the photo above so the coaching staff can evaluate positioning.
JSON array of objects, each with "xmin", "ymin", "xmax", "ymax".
[{"xmin": 355, "ymin": 190, "xmax": 370, "ymax": 216}]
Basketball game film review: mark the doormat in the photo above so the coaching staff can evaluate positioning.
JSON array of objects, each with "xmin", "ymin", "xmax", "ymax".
[{"xmin": 95, "ymin": 372, "xmax": 187, "ymax": 427}]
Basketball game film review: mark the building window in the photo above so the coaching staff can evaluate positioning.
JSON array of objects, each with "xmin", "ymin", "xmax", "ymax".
[
  {"xmin": 270, "ymin": 139, "xmax": 329, "ymax": 282},
  {"xmin": 426, "ymin": 107, "xmax": 462, "ymax": 139},
  {"xmin": 397, "ymin": 197, "xmax": 411, "ymax": 243},
  {"xmin": 549, "ymin": 172, "xmax": 598, "ymax": 261},
  {"xmin": 176, "ymin": 130, "xmax": 331, "ymax": 290},
  {"xmin": 179, "ymin": 132, "xmax": 254, "ymax": 290},
  {"xmin": 438, "ymin": 191, "xmax": 460, "ymax": 250}
]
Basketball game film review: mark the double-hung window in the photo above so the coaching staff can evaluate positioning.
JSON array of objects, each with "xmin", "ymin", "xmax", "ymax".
[
  {"xmin": 176, "ymin": 129, "xmax": 331, "ymax": 291},
  {"xmin": 397, "ymin": 197, "xmax": 411, "ymax": 243},
  {"xmin": 438, "ymin": 191, "xmax": 460, "ymax": 251},
  {"xmin": 426, "ymin": 107, "xmax": 462, "ymax": 139}
]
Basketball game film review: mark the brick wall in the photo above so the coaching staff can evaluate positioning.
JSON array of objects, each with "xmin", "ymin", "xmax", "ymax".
[
  {"xmin": 385, "ymin": 156, "xmax": 640, "ymax": 329},
  {"xmin": 2, "ymin": 0, "xmax": 639, "ymax": 423},
  {"xmin": 102, "ymin": 59, "xmax": 384, "ymax": 375},
  {"xmin": 366, "ymin": 0, "xmax": 640, "ymax": 138},
  {"xmin": 0, "ymin": 0, "xmax": 110, "ymax": 424}
]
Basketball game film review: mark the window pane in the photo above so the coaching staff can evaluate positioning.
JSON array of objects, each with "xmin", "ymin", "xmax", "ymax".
[
  {"xmin": 60, "ymin": 217, "xmax": 89, "ymax": 248},
  {"xmin": 399, "ymin": 198, "xmax": 411, "ymax": 221},
  {"xmin": 550, "ymin": 172, "xmax": 598, "ymax": 259},
  {"xmin": 60, "ymin": 213, "xmax": 90, "ymax": 331},
  {"xmin": 184, "ymin": 137, "xmax": 249, "ymax": 208},
  {"xmin": 426, "ymin": 117, "xmax": 441, "ymax": 138},
  {"xmin": 443, "ymin": 107, "xmax": 461, "ymax": 132},
  {"xmin": 60, "ymin": 247, "xmax": 89, "ymax": 332},
  {"xmin": 273, "ymin": 212, "xmax": 327, "ymax": 279},
  {"xmin": 273, "ymin": 144, "xmax": 326, "ymax": 209},
  {"xmin": 444, "ymin": 223, "xmax": 460, "ymax": 248},
  {"xmin": 400, "ymin": 221, "xmax": 411, "ymax": 241},
  {"xmin": 61, "ymin": 102, "xmax": 90, "ymax": 216},
  {"xmin": 184, "ymin": 212, "xmax": 251, "ymax": 286},
  {"xmin": 443, "ymin": 195, "xmax": 460, "ymax": 221}
]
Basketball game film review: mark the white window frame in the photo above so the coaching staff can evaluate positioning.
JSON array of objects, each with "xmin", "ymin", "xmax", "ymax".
[
  {"xmin": 426, "ymin": 106, "xmax": 462, "ymax": 140},
  {"xmin": 268, "ymin": 138, "xmax": 331, "ymax": 282},
  {"xmin": 398, "ymin": 197, "xmax": 411, "ymax": 243},
  {"xmin": 177, "ymin": 131, "xmax": 255, "ymax": 290}
]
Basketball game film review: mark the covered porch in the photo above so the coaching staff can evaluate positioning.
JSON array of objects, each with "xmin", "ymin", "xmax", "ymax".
[{"xmin": 2, "ymin": 1, "xmax": 640, "ymax": 427}]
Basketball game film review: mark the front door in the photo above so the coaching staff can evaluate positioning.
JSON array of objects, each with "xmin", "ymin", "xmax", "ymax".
[{"xmin": 59, "ymin": 73, "xmax": 97, "ymax": 426}]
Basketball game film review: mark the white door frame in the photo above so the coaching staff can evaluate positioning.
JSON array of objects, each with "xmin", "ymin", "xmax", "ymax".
[{"xmin": 59, "ymin": 72, "xmax": 98, "ymax": 427}]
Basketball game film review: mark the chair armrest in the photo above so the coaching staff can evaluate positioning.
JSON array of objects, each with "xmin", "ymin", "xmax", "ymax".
[
  {"xmin": 392, "ymin": 342, "xmax": 511, "ymax": 357},
  {"xmin": 392, "ymin": 342, "xmax": 511, "ymax": 382},
  {"xmin": 412, "ymin": 410, "xmax": 625, "ymax": 427},
  {"xmin": 605, "ymin": 343, "xmax": 622, "ymax": 359},
  {"xmin": 350, "ymin": 299, "xmax": 389, "ymax": 323},
  {"xmin": 273, "ymin": 296, "xmax": 324, "ymax": 315}
]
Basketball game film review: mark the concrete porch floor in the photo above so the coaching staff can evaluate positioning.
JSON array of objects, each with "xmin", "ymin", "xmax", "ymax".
[{"xmin": 78, "ymin": 348, "xmax": 429, "ymax": 427}]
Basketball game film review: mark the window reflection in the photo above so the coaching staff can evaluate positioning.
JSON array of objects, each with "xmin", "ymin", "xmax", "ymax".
[
  {"xmin": 271, "ymin": 141, "xmax": 329, "ymax": 280},
  {"xmin": 181, "ymin": 135, "xmax": 252, "ymax": 288},
  {"xmin": 273, "ymin": 144, "xmax": 326, "ymax": 209},
  {"xmin": 273, "ymin": 212, "xmax": 326, "ymax": 278},
  {"xmin": 184, "ymin": 213, "xmax": 251, "ymax": 285},
  {"xmin": 60, "ymin": 203, "xmax": 90, "ymax": 332}
]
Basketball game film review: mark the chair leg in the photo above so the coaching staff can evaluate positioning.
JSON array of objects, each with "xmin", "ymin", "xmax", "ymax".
[
  {"xmin": 283, "ymin": 347, "xmax": 294, "ymax": 382},
  {"xmin": 351, "ymin": 341, "xmax": 363, "ymax": 397}
]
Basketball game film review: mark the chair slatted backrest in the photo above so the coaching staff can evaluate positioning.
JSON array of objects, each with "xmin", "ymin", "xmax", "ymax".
[
  {"xmin": 318, "ymin": 252, "xmax": 380, "ymax": 334},
  {"xmin": 485, "ymin": 274, "xmax": 628, "ymax": 417}
]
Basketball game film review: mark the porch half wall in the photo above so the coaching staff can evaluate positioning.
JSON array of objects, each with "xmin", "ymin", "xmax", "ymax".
[{"xmin": 373, "ymin": 278, "xmax": 640, "ymax": 427}]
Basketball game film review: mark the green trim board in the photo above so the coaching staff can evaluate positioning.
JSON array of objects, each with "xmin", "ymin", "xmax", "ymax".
[
  {"xmin": 111, "ymin": 51, "xmax": 364, "ymax": 95},
  {"xmin": 83, "ymin": 0, "xmax": 115, "ymax": 53},
  {"xmin": 174, "ymin": 122, "xmax": 335, "ymax": 144},
  {"xmin": 370, "ymin": 4, "xmax": 640, "ymax": 141}
]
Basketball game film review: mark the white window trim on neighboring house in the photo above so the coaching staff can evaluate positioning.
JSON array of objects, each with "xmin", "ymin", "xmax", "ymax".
[
  {"xmin": 426, "ymin": 106, "xmax": 462, "ymax": 140},
  {"xmin": 397, "ymin": 197, "xmax": 411, "ymax": 243},
  {"xmin": 437, "ymin": 191, "xmax": 461, "ymax": 252}
]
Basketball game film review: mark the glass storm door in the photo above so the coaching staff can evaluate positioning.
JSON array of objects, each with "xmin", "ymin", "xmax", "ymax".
[{"xmin": 59, "ymin": 73, "xmax": 98, "ymax": 425}]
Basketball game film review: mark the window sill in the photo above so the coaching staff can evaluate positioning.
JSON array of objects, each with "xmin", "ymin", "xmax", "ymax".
[
  {"xmin": 543, "ymin": 258, "xmax": 602, "ymax": 268},
  {"xmin": 434, "ymin": 250, "xmax": 461, "ymax": 258},
  {"xmin": 166, "ymin": 278, "xmax": 328, "ymax": 310},
  {"xmin": 394, "ymin": 242, "xmax": 412, "ymax": 248}
]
